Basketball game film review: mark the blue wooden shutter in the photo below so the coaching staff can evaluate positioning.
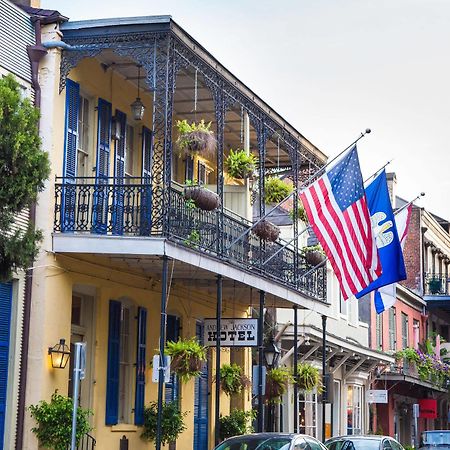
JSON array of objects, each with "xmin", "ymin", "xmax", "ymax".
[
  {"xmin": 193, "ymin": 322, "xmax": 208, "ymax": 450},
  {"xmin": 105, "ymin": 300, "xmax": 121, "ymax": 425},
  {"xmin": 140, "ymin": 126, "xmax": 153, "ymax": 235},
  {"xmin": 165, "ymin": 315, "xmax": 180, "ymax": 404},
  {"xmin": 112, "ymin": 110, "xmax": 127, "ymax": 235},
  {"xmin": 134, "ymin": 307, "xmax": 147, "ymax": 425},
  {"xmin": 93, "ymin": 98, "xmax": 112, "ymax": 234},
  {"xmin": 61, "ymin": 79, "xmax": 80, "ymax": 231},
  {"xmin": 0, "ymin": 282, "xmax": 12, "ymax": 448}
]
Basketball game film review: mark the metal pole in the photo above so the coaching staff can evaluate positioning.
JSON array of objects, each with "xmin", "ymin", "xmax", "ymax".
[
  {"xmin": 257, "ymin": 290, "xmax": 265, "ymax": 432},
  {"xmin": 293, "ymin": 305, "xmax": 299, "ymax": 433},
  {"xmin": 71, "ymin": 343, "xmax": 85, "ymax": 450},
  {"xmin": 156, "ymin": 256, "xmax": 169, "ymax": 450},
  {"xmin": 321, "ymin": 315, "xmax": 327, "ymax": 443},
  {"xmin": 215, "ymin": 274, "xmax": 223, "ymax": 445}
]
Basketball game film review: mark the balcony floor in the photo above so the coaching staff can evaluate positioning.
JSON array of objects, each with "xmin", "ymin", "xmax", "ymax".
[{"xmin": 53, "ymin": 233, "xmax": 331, "ymax": 314}]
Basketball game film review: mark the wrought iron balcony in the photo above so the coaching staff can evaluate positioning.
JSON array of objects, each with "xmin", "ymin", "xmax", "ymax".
[
  {"xmin": 54, "ymin": 177, "xmax": 327, "ymax": 302},
  {"xmin": 424, "ymin": 273, "xmax": 450, "ymax": 296}
]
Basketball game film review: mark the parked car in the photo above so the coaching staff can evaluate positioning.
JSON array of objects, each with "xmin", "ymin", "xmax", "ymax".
[
  {"xmin": 214, "ymin": 433, "xmax": 329, "ymax": 450},
  {"xmin": 325, "ymin": 435, "xmax": 404, "ymax": 450},
  {"xmin": 420, "ymin": 431, "xmax": 450, "ymax": 450}
]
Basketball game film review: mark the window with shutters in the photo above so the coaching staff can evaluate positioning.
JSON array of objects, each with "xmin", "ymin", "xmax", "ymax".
[
  {"xmin": 119, "ymin": 302, "xmax": 135, "ymax": 424},
  {"xmin": 376, "ymin": 312, "xmax": 383, "ymax": 350},
  {"xmin": 389, "ymin": 308, "xmax": 397, "ymax": 351},
  {"xmin": 77, "ymin": 95, "xmax": 91, "ymax": 177},
  {"xmin": 125, "ymin": 125, "xmax": 134, "ymax": 177},
  {"xmin": 401, "ymin": 313, "xmax": 409, "ymax": 348}
]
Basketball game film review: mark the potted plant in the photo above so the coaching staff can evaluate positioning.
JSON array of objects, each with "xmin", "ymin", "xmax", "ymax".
[
  {"xmin": 265, "ymin": 367, "xmax": 294, "ymax": 403},
  {"xmin": 165, "ymin": 337, "xmax": 207, "ymax": 383},
  {"xmin": 29, "ymin": 392, "xmax": 92, "ymax": 450},
  {"xmin": 141, "ymin": 401, "xmax": 187, "ymax": 445},
  {"xmin": 428, "ymin": 277, "xmax": 442, "ymax": 294},
  {"xmin": 224, "ymin": 149, "xmax": 257, "ymax": 180},
  {"xmin": 295, "ymin": 362, "xmax": 323, "ymax": 392},
  {"xmin": 184, "ymin": 180, "xmax": 220, "ymax": 211},
  {"xmin": 264, "ymin": 176, "xmax": 293, "ymax": 204},
  {"xmin": 302, "ymin": 245, "xmax": 326, "ymax": 266},
  {"xmin": 176, "ymin": 119, "xmax": 216, "ymax": 157},
  {"xmin": 219, "ymin": 363, "xmax": 251, "ymax": 396},
  {"xmin": 219, "ymin": 409, "xmax": 256, "ymax": 441},
  {"xmin": 252, "ymin": 220, "xmax": 280, "ymax": 242}
]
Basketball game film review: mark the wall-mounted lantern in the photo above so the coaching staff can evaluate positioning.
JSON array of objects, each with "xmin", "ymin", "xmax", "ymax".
[{"xmin": 48, "ymin": 338, "xmax": 71, "ymax": 369}]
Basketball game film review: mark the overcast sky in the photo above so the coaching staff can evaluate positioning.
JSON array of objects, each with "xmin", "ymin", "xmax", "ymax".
[{"xmin": 41, "ymin": 0, "xmax": 450, "ymax": 219}]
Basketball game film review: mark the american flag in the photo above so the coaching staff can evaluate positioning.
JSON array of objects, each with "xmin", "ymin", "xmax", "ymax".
[{"xmin": 300, "ymin": 146, "xmax": 381, "ymax": 300}]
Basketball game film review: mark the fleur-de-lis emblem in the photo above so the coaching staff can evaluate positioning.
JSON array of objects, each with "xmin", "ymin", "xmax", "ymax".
[{"xmin": 371, "ymin": 211, "xmax": 393, "ymax": 248}]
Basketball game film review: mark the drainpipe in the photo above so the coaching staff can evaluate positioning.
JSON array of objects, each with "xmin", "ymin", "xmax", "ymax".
[{"xmin": 15, "ymin": 18, "xmax": 48, "ymax": 450}]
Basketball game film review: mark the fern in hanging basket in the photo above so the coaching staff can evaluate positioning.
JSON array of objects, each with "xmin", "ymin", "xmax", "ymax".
[
  {"xmin": 264, "ymin": 177, "xmax": 293, "ymax": 204},
  {"xmin": 295, "ymin": 363, "xmax": 323, "ymax": 392},
  {"xmin": 252, "ymin": 220, "xmax": 280, "ymax": 242},
  {"xmin": 176, "ymin": 119, "xmax": 216, "ymax": 157},
  {"xmin": 165, "ymin": 337, "xmax": 207, "ymax": 383},
  {"xmin": 219, "ymin": 363, "xmax": 251, "ymax": 396},
  {"xmin": 265, "ymin": 367, "xmax": 294, "ymax": 404},
  {"xmin": 224, "ymin": 149, "xmax": 257, "ymax": 179},
  {"xmin": 289, "ymin": 201, "xmax": 309, "ymax": 223}
]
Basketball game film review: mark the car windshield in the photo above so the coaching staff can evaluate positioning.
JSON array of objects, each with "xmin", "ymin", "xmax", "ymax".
[
  {"xmin": 327, "ymin": 439, "xmax": 380, "ymax": 450},
  {"xmin": 422, "ymin": 432, "xmax": 450, "ymax": 446},
  {"xmin": 215, "ymin": 436, "xmax": 292, "ymax": 450}
]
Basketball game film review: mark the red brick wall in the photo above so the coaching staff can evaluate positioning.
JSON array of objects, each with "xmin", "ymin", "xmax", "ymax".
[{"xmin": 401, "ymin": 206, "xmax": 422, "ymax": 293}]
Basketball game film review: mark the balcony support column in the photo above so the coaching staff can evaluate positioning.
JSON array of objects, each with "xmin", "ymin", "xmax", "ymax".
[
  {"xmin": 321, "ymin": 314, "xmax": 327, "ymax": 442},
  {"xmin": 257, "ymin": 289, "xmax": 265, "ymax": 432},
  {"xmin": 293, "ymin": 305, "xmax": 299, "ymax": 433},
  {"xmin": 215, "ymin": 274, "xmax": 223, "ymax": 446},
  {"xmin": 156, "ymin": 255, "xmax": 169, "ymax": 450}
]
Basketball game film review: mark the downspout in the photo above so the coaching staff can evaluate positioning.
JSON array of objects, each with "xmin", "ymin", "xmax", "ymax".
[{"xmin": 15, "ymin": 18, "xmax": 48, "ymax": 450}]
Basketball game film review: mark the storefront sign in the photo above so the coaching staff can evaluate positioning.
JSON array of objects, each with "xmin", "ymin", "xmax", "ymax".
[
  {"xmin": 419, "ymin": 399, "xmax": 437, "ymax": 418},
  {"xmin": 367, "ymin": 389, "xmax": 388, "ymax": 403},
  {"xmin": 204, "ymin": 318, "xmax": 258, "ymax": 347}
]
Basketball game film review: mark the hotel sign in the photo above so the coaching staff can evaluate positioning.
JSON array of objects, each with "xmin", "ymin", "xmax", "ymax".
[
  {"xmin": 367, "ymin": 389, "xmax": 388, "ymax": 404},
  {"xmin": 204, "ymin": 318, "xmax": 258, "ymax": 347}
]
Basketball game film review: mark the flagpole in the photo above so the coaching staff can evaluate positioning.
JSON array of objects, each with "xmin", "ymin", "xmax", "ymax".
[
  {"xmin": 363, "ymin": 160, "xmax": 393, "ymax": 184},
  {"xmin": 225, "ymin": 128, "xmax": 372, "ymax": 251},
  {"xmin": 299, "ymin": 193, "xmax": 425, "ymax": 284}
]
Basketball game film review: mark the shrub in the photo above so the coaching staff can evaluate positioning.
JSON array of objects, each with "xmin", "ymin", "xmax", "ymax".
[
  {"xmin": 29, "ymin": 392, "xmax": 92, "ymax": 450},
  {"xmin": 219, "ymin": 409, "xmax": 256, "ymax": 441},
  {"xmin": 141, "ymin": 401, "xmax": 187, "ymax": 445}
]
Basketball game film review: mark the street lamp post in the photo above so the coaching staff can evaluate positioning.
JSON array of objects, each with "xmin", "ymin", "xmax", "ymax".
[{"xmin": 264, "ymin": 339, "xmax": 281, "ymax": 432}]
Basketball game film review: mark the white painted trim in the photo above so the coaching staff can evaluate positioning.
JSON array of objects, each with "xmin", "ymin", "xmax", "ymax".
[{"xmin": 52, "ymin": 234, "xmax": 332, "ymax": 315}]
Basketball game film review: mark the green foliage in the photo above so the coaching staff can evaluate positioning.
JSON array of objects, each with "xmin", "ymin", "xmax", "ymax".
[
  {"xmin": 295, "ymin": 363, "xmax": 323, "ymax": 392},
  {"xmin": 289, "ymin": 202, "xmax": 308, "ymax": 223},
  {"xmin": 176, "ymin": 119, "xmax": 215, "ymax": 157},
  {"xmin": 264, "ymin": 177, "xmax": 292, "ymax": 204},
  {"xmin": 301, "ymin": 244, "xmax": 324, "ymax": 255},
  {"xmin": 165, "ymin": 337, "xmax": 207, "ymax": 383},
  {"xmin": 219, "ymin": 409, "xmax": 256, "ymax": 441},
  {"xmin": 395, "ymin": 348, "xmax": 420, "ymax": 364},
  {"xmin": 0, "ymin": 75, "xmax": 50, "ymax": 281},
  {"xmin": 266, "ymin": 367, "xmax": 294, "ymax": 403},
  {"xmin": 224, "ymin": 149, "xmax": 257, "ymax": 179},
  {"xmin": 219, "ymin": 363, "xmax": 250, "ymax": 396},
  {"xmin": 28, "ymin": 392, "xmax": 92, "ymax": 450},
  {"xmin": 184, "ymin": 229, "xmax": 200, "ymax": 247},
  {"xmin": 141, "ymin": 401, "xmax": 187, "ymax": 445}
]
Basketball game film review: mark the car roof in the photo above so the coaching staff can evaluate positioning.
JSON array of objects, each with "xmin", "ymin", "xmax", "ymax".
[{"xmin": 326, "ymin": 435, "xmax": 391, "ymax": 442}]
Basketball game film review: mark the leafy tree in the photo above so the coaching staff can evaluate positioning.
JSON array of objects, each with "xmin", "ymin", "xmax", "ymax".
[{"xmin": 0, "ymin": 74, "xmax": 50, "ymax": 281}]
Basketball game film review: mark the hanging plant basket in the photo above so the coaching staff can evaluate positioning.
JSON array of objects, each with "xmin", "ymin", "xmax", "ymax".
[
  {"xmin": 165, "ymin": 338, "xmax": 207, "ymax": 383},
  {"xmin": 252, "ymin": 220, "xmax": 280, "ymax": 242},
  {"xmin": 176, "ymin": 119, "xmax": 216, "ymax": 158},
  {"xmin": 224, "ymin": 148, "xmax": 257, "ymax": 180},
  {"xmin": 265, "ymin": 367, "xmax": 293, "ymax": 404},
  {"xmin": 302, "ymin": 245, "xmax": 326, "ymax": 266},
  {"xmin": 184, "ymin": 185, "xmax": 220, "ymax": 211},
  {"xmin": 219, "ymin": 363, "xmax": 251, "ymax": 396},
  {"xmin": 295, "ymin": 363, "xmax": 323, "ymax": 392}
]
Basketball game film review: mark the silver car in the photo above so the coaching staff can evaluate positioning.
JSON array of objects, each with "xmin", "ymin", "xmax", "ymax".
[
  {"xmin": 214, "ymin": 433, "xmax": 329, "ymax": 450},
  {"xmin": 325, "ymin": 435, "xmax": 404, "ymax": 450}
]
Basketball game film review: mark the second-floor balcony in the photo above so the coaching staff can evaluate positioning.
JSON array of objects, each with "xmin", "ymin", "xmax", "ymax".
[
  {"xmin": 54, "ymin": 176, "xmax": 327, "ymax": 302},
  {"xmin": 424, "ymin": 273, "xmax": 450, "ymax": 296}
]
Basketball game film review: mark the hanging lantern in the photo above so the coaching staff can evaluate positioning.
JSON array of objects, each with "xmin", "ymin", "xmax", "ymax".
[
  {"xmin": 131, "ymin": 65, "xmax": 145, "ymax": 121},
  {"xmin": 48, "ymin": 338, "xmax": 71, "ymax": 369}
]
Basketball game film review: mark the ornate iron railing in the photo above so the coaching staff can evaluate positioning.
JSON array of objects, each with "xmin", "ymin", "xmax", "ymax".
[
  {"xmin": 67, "ymin": 433, "xmax": 96, "ymax": 450},
  {"xmin": 54, "ymin": 177, "xmax": 326, "ymax": 302},
  {"xmin": 424, "ymin": 273, "xmax": 450, "ymax": 296}
]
